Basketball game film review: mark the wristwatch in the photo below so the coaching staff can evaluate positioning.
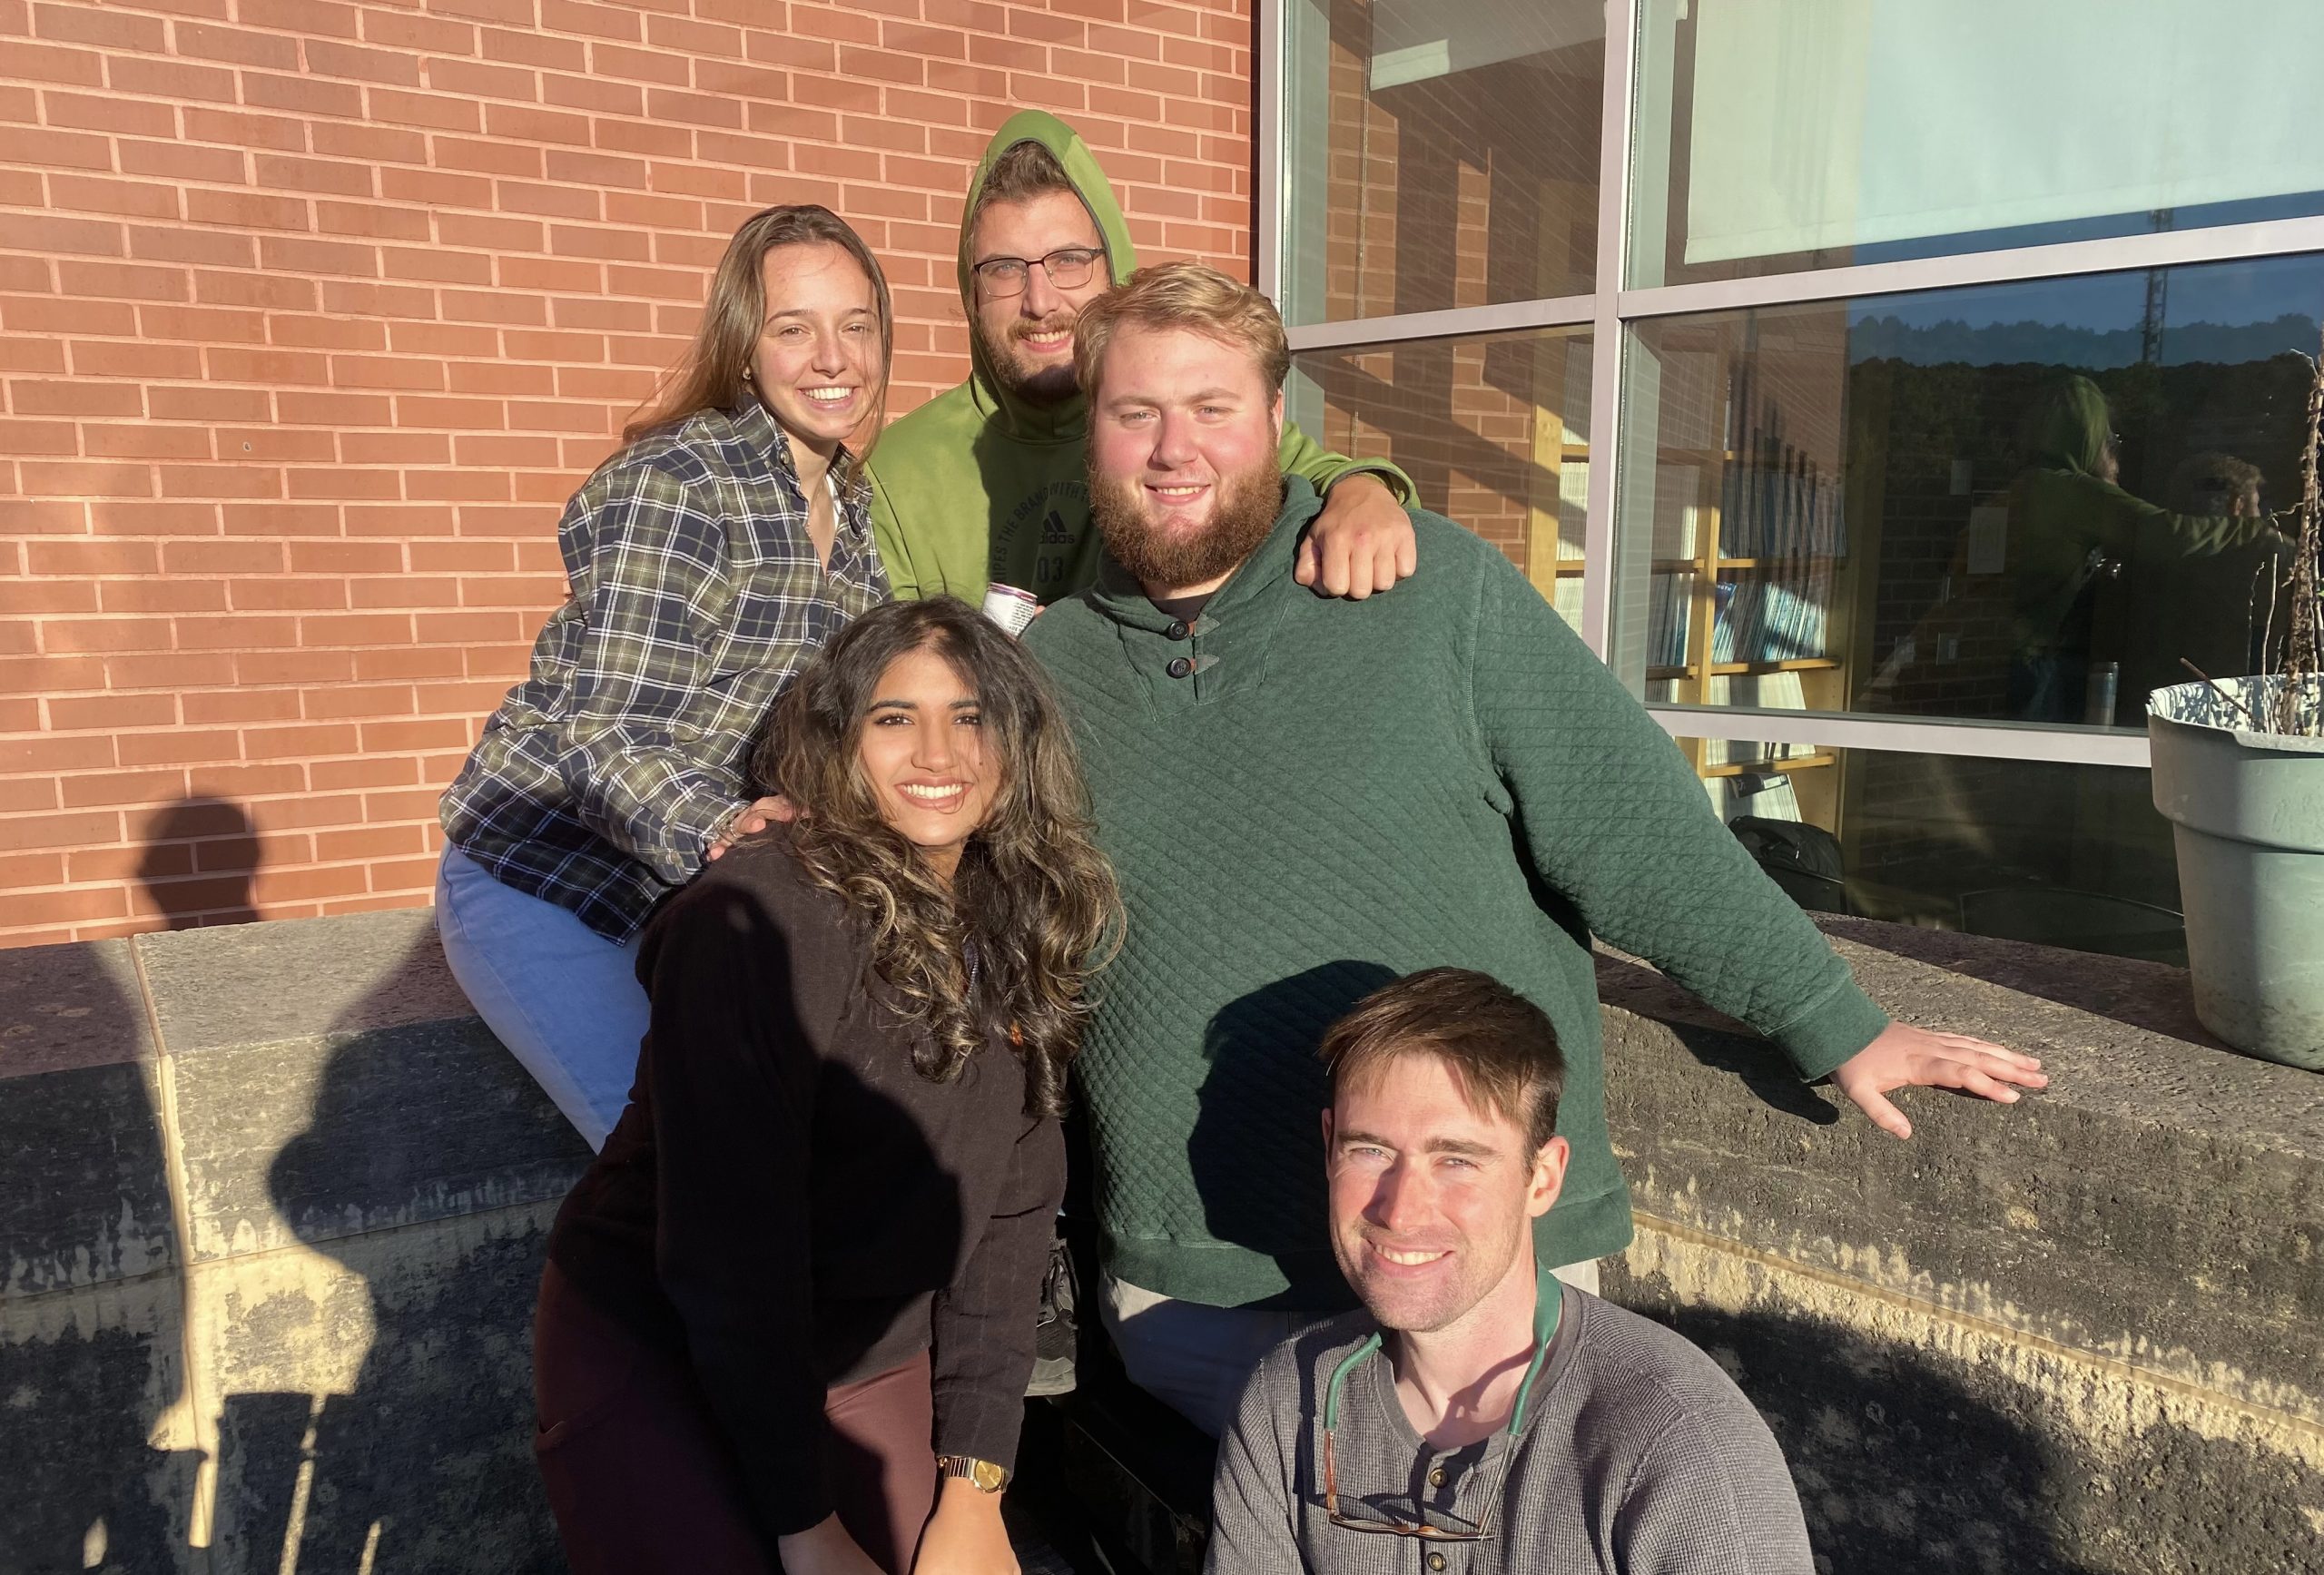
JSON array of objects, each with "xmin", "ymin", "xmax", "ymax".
[{"xmin": 938, "ymin": 1455, "xmax": 1009, "ymax": 1492}]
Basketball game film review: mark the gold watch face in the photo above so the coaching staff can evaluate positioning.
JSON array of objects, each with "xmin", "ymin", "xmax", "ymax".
[{"xmin": 949, "ymin": 1456, "xmax": 1008, "ymax": 1491}]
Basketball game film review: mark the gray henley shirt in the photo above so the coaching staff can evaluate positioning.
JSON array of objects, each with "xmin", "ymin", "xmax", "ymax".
[{"xmin": 1206, "ymin": 1285, "xmax": 1813, "ymax": 1575}]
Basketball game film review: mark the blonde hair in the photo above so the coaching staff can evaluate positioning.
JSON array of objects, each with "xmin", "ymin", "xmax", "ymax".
[
  {"xmin": 1070, "ymin": 260, "xmax": 1290, "ymax": 402},
  {"xmin": 625, "ymin": 204, "xmax": 893, "ymax": 451}
]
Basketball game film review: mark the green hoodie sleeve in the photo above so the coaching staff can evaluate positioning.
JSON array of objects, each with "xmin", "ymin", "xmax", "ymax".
[
  {"xmin": 865, "ymin": 466, "xmax": 922, "ymax": 601},
  {"xmin": 1461, "ymin": 529, "xmax": 1890, "ymax": 1079},
  {"xmin": 1280, "ymin": 419, "xmax": 1413, "ymax": 507},
  {"xmin": 2075, "ymin": 477, "xmax": 2288, "ymax": 562}
]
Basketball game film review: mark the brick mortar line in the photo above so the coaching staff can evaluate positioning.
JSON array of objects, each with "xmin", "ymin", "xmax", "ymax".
[
  {"xmin": 1628, "ymin": 1207, "xmax": 2324, "ymax": 1437},
  {"xmin": 0, "ymin": 82, "xmax": 1245, "ymax": 141}
]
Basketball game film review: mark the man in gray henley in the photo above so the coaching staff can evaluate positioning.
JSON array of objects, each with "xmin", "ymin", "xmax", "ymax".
[{"xmin": 1206, "ymin": 969, "xmax": 1813, "ymax": 1574}]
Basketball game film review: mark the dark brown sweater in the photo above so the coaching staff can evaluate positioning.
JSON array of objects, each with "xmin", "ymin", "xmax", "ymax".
[{"xmin": 545, "ymin": 832, "xmax": 1065, "ymax": 1541}]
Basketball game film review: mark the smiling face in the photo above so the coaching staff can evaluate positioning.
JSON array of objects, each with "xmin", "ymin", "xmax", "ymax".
[
  {"xmin": 855, "ymin": 644, "xmax": 999, "ymax": 882},
  {"xmin": 1325, "ymin": 1051, "xmax": 1567, "ymax": 1335},
  {"xmin": 1086, "ymin": 323, "xmax": 1285, "ymax": 598},
  {"xmin": 749, "ymin": 241, "xmax": 883, "ymax": 458},
  {"xmin": 970, "ymin": 190, "xmax": 1113, "ymax": 407}
]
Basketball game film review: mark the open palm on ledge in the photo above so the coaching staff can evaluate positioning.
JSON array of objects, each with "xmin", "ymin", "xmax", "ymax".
[{"xmin": 1831, "ymin": 1022, "xmax": 2047, "ymax": 1139}]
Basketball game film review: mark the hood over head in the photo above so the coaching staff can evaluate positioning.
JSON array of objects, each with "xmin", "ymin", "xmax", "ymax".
[
  {"xmin": 2018, "ymin": 373, "xmax": 2114, "ymax": 477},
  {"xmin": 955, "ymin": 110, "xmax": 1139, "ymax": 443}
]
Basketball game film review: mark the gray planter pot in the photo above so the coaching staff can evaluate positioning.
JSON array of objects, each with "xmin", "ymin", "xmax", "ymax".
[{"xmin": 2148, "ymin": 676, "xmax": 2324, "ymax": 1070}]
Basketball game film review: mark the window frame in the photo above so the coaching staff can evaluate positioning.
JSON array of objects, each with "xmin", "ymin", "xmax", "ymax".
[{"xmin": 1257, "ymin": 0, "xmax": 2324, "ymax": 771}]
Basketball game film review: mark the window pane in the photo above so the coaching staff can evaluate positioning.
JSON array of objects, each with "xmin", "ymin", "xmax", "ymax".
[
  {"xmin": 1676, "ymin": 739, "xmax": 2184, "ymax": 967},
  {"xmin": 1282, "ymin": 0, "xmax": 1602, "ymax": 325},
  {"xmin": 1290, "ymin": 327, "xmax": 1592, "ymax": 627},
  {"xmin": 1612, "ymin": 256, "xmax": 2314, "ymax": 725},
  {"xmin": 1630, "ymin": 0, "xmax": 2324, "ymax": 289}
]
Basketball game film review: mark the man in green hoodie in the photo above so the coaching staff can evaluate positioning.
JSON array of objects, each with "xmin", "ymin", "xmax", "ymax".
[
  {"xmin": 865, "ymin": 110, "xmax": 1417, "ymax": 607},
  {"xmin": 2005, "ymin": 374, "xmax": 2288, "ymax": 722}
]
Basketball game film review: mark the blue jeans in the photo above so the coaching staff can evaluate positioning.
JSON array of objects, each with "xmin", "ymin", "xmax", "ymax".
[{"xmin": 435, "ymin": 845, "xmax": 650, "ymax": 1151}]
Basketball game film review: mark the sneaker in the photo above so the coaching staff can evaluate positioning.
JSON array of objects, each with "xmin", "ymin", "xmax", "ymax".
[{"xmin": 1026, "ymin": 1233, "xmax": 1077, "ymax": 1397}]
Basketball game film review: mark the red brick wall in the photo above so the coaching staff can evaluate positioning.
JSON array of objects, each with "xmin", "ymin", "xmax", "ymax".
[{"xmin": 0, "ymin": 0, "xmax": 1255, "ymax": 947}]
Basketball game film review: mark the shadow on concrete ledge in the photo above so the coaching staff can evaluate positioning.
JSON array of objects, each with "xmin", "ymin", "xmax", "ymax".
[
  {"xmin": 0, "ymin": 932, "xmax": 193, "ymax": 1571},
  {"xmin": 0, "ymin": 793, "xmax": 273, "ymax": 1570},
  {"xmin": 1613, "ymin": 1275, "xmax": 2324, "ymax": 1575},
  {"xmin": 208, "ymin": 919, "xmax": 587, "ymax": 1574}
]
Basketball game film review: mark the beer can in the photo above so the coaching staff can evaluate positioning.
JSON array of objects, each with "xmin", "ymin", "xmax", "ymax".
[{"xmin": 980, "ymin": 582, "xmax": 1041, "ymax": 636}]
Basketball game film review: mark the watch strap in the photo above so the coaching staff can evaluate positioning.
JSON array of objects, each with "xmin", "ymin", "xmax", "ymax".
[{"xmin": 938, "ymin": 1454, "xmax": 1009, "ymax": 1492}]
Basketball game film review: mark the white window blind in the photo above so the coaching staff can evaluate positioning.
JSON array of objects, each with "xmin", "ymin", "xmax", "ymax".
[{"xmin": 1684, "ymin": 0, "xmax": 2324, "ymax": 265}]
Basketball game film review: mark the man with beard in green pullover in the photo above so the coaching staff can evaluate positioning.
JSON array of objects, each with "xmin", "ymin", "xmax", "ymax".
[
  {"xmin": 1025, "ymin": 261, "xmax": 2052, "ymax": 1437},
  {"xmin": 865, "ymin": 110, "xmax": 1416, "ymax": 607}
]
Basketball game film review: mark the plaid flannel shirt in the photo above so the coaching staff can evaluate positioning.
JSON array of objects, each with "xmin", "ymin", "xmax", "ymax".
[{"xmin": 440, "ymin": 399, "xmax": 888, "ymax": 940}]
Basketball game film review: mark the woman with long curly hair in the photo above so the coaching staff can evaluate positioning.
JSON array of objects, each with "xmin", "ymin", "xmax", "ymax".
[
  {"xmin": 530, "ymin": 596, "xmax": 1120, "ymax": 1575},
  {"xmin": 436, "ymin": 204, "xmax": 895, "ymax": 1151}
]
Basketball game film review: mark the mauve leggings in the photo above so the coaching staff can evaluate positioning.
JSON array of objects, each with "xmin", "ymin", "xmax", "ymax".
[{"xmin": 532, "ymin": 1262, "xmax": 940, "ymax": 1575}]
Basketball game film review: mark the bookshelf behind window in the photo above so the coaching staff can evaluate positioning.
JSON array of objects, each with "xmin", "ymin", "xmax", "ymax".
[{"xmin": 1643, "ymin": 434, "xmax": 1854, "ymax": 833}]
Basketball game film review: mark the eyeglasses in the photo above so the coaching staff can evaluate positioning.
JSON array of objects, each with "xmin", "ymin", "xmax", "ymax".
[
  {"xmin": 971, "ymin": 247, "xmax": 1104, "ymax": 298},
  {"xmin": 1321, "ymin": 1423, "xmax": 1502, "ymax": 1543},
  {"xmin": 1315, "ymin": 1269, "xmax": 1567, "ymax": 1546}
]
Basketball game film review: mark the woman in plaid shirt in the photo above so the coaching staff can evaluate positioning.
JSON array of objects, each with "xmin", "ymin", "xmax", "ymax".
[{"xmin": 437, "ymin": 205, "xmax": 894, "ymax": 1147}]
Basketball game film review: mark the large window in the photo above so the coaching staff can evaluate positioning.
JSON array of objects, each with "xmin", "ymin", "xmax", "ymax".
[
  {"xmin": 1265, "ymin": 0, "xmax": 2324, "ymax": 964},
  {"xmin": 1669, "ymin": 738, "xmax": 2183, "ymax": 967}
]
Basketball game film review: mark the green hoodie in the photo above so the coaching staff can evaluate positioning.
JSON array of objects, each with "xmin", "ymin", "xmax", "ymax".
[
  {"xmin": 2007, "ymin": 374, "xmax": 2283, "ymax": 655},
  {"xmin": 864, "ymin": 111, "xmax": 1411, "ymax": 605}
]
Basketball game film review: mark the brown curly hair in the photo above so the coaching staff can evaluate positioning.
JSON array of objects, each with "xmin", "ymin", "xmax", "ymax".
[{"xmin": 753, "ymin": 597, "xmax": 1120, "ymax": 1116}]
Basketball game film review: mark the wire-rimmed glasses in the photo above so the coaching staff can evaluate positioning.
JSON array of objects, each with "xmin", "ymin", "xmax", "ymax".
[{"xmin": 971, "ymin": 246, "xmax": 1104, "ymax": 298}]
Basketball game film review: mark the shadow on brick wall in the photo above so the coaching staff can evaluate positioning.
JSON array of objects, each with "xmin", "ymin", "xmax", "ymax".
[{"xmin": 138, "ymin": 796, "xmax": 262, "ymax": 930}]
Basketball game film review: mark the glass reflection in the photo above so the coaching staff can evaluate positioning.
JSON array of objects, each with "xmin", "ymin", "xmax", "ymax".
[
  {"xmin": 1620, "ymin": 254, "xmax": 2314, "ymax": 727},
  {"xmin": 1282, "ymin": 0, "xmax": 1603, "ymax": 325},
  {"xmin": 1682, "ymin": 740, "xmax": 2184, "ymax": 968},
  {"xmin": 1291, "ymin": 328, "xmax": 1592, "ymax": 628}
]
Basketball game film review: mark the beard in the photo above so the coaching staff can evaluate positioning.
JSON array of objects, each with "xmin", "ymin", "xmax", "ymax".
[
  {"xmin": 1090, "ymin": 451, "xmax": 1285, "ymax": 594},
  {"xmin": 975, "ymin": 310, "xmax": 1081, "ymax": 408}
]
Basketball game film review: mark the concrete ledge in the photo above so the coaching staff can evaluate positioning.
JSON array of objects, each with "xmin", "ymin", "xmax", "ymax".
[
  {"xmin": 0, "ymin": 911, "xmax": 589, "ymax": 1575},
  {"xmin": 4, "ymin": 909, "xmax": 2319, "ymax": 1573},
  {"xmin": 1600, "ymin": 918, "xmax": 2324, "ymax": 1574}
]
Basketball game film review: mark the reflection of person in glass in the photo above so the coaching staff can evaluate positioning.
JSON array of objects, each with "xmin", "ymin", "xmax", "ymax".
[
  {"xmin": 2004, "ymin": 375, "xmax": 2286, "ymax": 722},
  {"xmin": 2169, "ymin": 451, "xmax": 2265, "ymax": 522}
]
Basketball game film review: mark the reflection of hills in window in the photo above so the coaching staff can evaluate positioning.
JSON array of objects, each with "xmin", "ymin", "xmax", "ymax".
[{"xmin": 1846, "ymin": 314, "xmax": 2321, "ymax": 369}]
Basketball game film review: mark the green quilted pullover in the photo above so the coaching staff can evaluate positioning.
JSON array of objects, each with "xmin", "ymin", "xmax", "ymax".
[
  {"xmin": 863, "ymin": 110, "xmax": 1409, "ymax": 606},
  {"xmin": 1024, "ymin": 477, "xmax": 1892, "ymax": 1310}
]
